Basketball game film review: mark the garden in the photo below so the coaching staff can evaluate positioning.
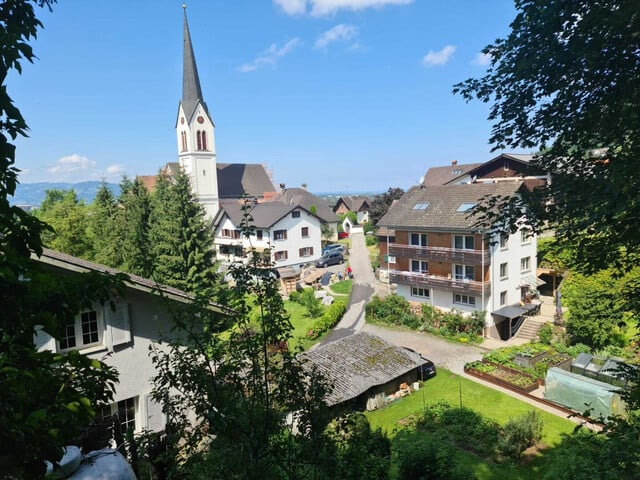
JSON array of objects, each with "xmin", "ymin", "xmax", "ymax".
[{"xmin": 365, "ymin": 294, "xmax": 485, "ymax": 343}]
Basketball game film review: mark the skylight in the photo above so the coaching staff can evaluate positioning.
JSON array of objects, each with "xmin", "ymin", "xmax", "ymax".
[
  {"xmin": 412, "ymin": 202, "xmax": 430, "ymax": 210},
  {"xmin": 457, "ymin": 202, "xmax": 476, "ymax": 212}
]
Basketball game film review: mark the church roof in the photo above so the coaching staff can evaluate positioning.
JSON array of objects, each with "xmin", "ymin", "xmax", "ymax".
[
  {"xmin": 181, "ymin": 8, "xmax": 209, "ymax": 121},
  {"xmin": 217, "ymin": 163, "xmax": 277, "ymax": 199}
]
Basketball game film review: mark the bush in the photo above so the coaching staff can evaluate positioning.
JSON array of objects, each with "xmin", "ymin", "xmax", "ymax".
[
  {"xmin": 288, "ymin": 290, "xmax": 301, "ymax": 303},
  {"xmin": 365, "ymin": 234, "xmax": 378, "ymax": 246},
  {"xmin": 538, "ymin": 322, "xmax": 554, "ymax": 344},
  {"xmin": 498, "ymin": 411, "xmax": 543, "ymax": 460},
  {"xmin": 365, "ymin": 295, "xmax": 415, "ymax": 326},
  {"xmin": 308, "ymin": 302, "xmax": 347, "ymax": 339},
  {"xmin": 299, "ymin": 288, "xmax": 323, "ymax": 318}
]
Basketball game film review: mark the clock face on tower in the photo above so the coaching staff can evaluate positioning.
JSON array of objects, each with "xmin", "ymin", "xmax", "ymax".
[{"xmin": 197, "ymin": 116, "xmax": 204, "ymax": 124}]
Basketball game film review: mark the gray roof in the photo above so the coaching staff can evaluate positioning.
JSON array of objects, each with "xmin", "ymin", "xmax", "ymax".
[
  {"xmin": 180, "ymin": 9, "xmax": 208, "ymax": 121},
  {"xmin": 377, "ymin": 182, "xmax": 524, "ymax": 231},
  {"xmin": 301, "ymin": 332, "xmax": 425, "ymax": 406},
  {"xmin": 423, "ymin": 163, "xmax": 482, "ymax": 186},
  {"xmin": 334, "ymin": 195, "xmax": 372, "ymax": 213},
  {"xmin": 273, "ymin": 188, "xmax": 337, "ymax": 223},
  {"xmin": 35, "ymin": 249, "xmax": 230, "ymax": 314},
  {"xmin": 217, "ymin": 200, "xmax": 305, "ymax": 229},
  {"xmin": 217, "ymin": 163, "xmax": 276, "ymax": 199}
]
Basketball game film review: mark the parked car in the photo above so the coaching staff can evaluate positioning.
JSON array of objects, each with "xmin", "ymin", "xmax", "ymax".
[
  {"xmin": 338, "ymin": 231, "xmax": 349, "ymax": 239},
  {"xmin": 403, "ymin": 347, "xmax": 437, "ymax": 380},
  {"xmin": 322, "ymin": 243, "xmax": 346, "ymax": 255},
  {"xmin": 316, "ymin": 251, "xmax": 344, "ymax": 268}
]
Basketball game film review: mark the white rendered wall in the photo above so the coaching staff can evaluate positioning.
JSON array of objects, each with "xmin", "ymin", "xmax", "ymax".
[{"xmin": 268, "ymin": 210, "xmax": 322, "ymax": 268}]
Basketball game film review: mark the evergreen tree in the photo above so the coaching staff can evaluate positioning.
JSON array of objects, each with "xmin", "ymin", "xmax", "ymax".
[
  {"xmin": 148, "ymin": 170, "xmax": 216, "ymax": 294},
  {"xmin": 119, "ymin": 176, "xmax": 152, "ymax": 277},
  {"xmin": 89, "ymin": 181, "xmax": 121, "ymax": 267}
]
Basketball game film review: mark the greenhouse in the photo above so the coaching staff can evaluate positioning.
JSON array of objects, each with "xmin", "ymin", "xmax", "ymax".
[{"xmin": 544, "ymin": 367, "xmax": 625, "ymax": 419}]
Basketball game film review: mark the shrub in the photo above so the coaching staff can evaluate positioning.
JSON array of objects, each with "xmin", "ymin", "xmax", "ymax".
[
  {"xmin": 309, "ymin": 302, "xmax": 347, "ymax": 339},
  {"xmin": 498, "ymin": 410, "xmax": 543, "ymax": 460},
  {"xmin": 538, "ymin": 322, "xmax": 554, "ymax": 344},
  {"xmin": 365, "ymin": 294, "xmax": 415, "ymax": 325},
  {"xmin": 365, "ymin": 234, "xmax": 378, "ymax": 246},
  {"xmin": 288, "ymin": 290, "xmax": 301, "ymax": 303},
  {"xmin": 299, "ymin": 288, "xmax": 323, "ymax": 318}
]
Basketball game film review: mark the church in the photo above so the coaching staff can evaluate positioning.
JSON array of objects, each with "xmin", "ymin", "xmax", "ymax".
[{"xmin": 140, "ymin": 8, "xmax": 337, "ymax": 269}]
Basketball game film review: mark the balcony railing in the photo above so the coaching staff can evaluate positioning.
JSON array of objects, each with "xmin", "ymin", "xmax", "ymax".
[
  {"xmin": 388, "ymin": 270, "xmax": 489, "ymax": 295},
  {"xmin": 388, "ymin": 243, "xmax": 488, "ymax": 265}
]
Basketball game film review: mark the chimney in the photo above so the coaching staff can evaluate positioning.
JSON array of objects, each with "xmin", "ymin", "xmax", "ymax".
[
  {"xmin": 451, "ymin": 159, "xmax": 458, "ymax": 166},
  {"xmin": 301, "ymin": 183, "xmax": 307, "ymax": 190},
  {"xmin": 279, "ymin": 183, "xmax": 286, "ymax": 191}
]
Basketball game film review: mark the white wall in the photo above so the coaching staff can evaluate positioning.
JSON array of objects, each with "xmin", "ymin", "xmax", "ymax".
[{"xmin": 268, "ymin": 209, "xmax": 322, "ymax": 268}]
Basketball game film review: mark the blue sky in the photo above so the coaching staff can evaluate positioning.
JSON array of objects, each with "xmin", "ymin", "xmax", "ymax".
[{"xmin": 10, "ymin": 0, "xmax": 525, "ymax": 193}]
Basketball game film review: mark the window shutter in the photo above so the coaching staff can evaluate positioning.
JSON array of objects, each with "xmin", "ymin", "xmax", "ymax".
[
  {"xmin": 145, "ymin": 394, "xmax": 165, "ymax": 432},
  {"xmin": 106, "ymin": 300, "xmax": 131, "ymax": 348},
  {"xmin": 33, "ymin": 325, "xmax": 57, "ymax": 353}
]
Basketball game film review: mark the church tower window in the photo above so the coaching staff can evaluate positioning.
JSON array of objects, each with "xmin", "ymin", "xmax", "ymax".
[{"xmin": 181, "ymin": 131, "xmax": 187, "ymax": 152}]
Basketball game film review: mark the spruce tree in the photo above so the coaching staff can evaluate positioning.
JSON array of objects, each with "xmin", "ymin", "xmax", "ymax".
[
  {"xmin": 89, "ymin": 181, "xmax": 121, "ymax": 267},
  {"xmin": 119, "ymin": 177, "xmax": 152, "ymax": 278},
  {"xmin": 148, "ymin": 170, "xmax": 216, "ymax": 295}
]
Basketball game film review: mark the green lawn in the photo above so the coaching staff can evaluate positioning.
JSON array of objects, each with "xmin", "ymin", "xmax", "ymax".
[
  {"xmin": 329, "ymin": 280, "xmax": 352, "ymax": 295},
  {"xmin": 366, "ymin": 369, "xmax": 578, "ymax": 479}
]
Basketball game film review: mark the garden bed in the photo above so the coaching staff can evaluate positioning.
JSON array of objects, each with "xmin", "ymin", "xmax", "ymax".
[{"xmin": 465, "ymin": 361, "xmax": 539, "ymax": 393}]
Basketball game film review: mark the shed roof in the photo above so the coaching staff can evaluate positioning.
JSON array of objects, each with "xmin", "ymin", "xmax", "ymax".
[{"xmin": 301, "ymin": 332, "xmax": 425, "ymax": 406}]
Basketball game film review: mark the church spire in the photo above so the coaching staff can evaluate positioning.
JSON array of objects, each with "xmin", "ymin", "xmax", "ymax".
[{"xmin": 181, "ymin": 6, "xmax": 207, "ymax": 119}]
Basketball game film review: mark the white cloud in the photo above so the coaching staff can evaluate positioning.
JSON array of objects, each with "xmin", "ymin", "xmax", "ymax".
[
  {"xmin": 48, "ymin": 154, "xmax": 96, "ymax": 180},
  {"xmin": 106, "ymin": 164, "xmax": 125, "ymax": 175},
  {"xmin": 238, "ymin": 38, "xmax": 301, "ymax": 73},
  {"xmin": 422, "ymin": 45, "xmax": 456, "ymax": 67},
  {"xmin": 472, "ymin": 52, "xmax": 492, "ymax": 66},
  {"xmin": 315, "ymin": 24, "xmax": 359, "ymax": 49},
  {"xmin": 274, "ymin": 0, "xmax": 412, "ymax": 16},
  {"xmin": 273, "ymin": 0, "xmax": 307, "ymax": 15}
]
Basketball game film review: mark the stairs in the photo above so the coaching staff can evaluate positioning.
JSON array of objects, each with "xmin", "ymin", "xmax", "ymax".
[{"xmin": 515, "ymin": 317, "xmax": 547, "ymax": 340}]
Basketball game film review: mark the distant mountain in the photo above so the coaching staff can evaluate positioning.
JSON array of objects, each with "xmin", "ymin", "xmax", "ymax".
[{"xmin": 13, "ymin": 182, "xmax": 120, "ymax": 208}]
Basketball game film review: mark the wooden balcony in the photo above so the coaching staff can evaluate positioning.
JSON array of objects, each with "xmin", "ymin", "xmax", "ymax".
[
  {"xmin": 389, "ymin": 243, "xmax": 488, "ymax": 265},
  {"xmin": 388, "ymin": 270, "xmax": 489, "ymax": 295}
]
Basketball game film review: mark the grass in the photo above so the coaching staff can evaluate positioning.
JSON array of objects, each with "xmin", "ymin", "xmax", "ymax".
[
  {"xmin": 329, "ymin": 280, "xmax": 352, "ymax": 295},
  {"xmin": 366, "ymin": 368, "xmax": 577, "ymax": 479}
]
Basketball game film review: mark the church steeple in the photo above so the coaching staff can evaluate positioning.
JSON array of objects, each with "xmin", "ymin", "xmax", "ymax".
[
  {"xmin": 177, "ymin": 5, "xmax": 219, "ymax": 221},
  {"xmin": 181, "ymin": 7, "xmax": 208, "ymax": 120}
]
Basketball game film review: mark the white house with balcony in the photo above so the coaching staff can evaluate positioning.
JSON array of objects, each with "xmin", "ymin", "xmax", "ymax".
[
  {"xmin": 213, "ymin": 201, "xmax": 323, "ymax": 269},
  {"xmin": 32, "ymin": 248, "xmax": 228, "ymax": 436},
  {"xmin": 377, "ymin": 182, "xmax": 538, "ymax": 340}
]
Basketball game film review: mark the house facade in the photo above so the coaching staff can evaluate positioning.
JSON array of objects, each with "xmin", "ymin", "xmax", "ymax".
[
  {"xmin": 333, "ymin": 195, "xmax": 372, "ymax": 224},
  {"xmin": 213, "ymin": 201, "xmax": 323, "ymax": 269},
  {"xmin": 377, "ymin": 182, "xmax": 538, "ymax": 340},
  {"xmin": 33, "ymin": 249, "xmax": 227, "ymax": 435}
]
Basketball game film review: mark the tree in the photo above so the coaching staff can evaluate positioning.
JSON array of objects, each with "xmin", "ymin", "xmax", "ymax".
[
  {"xmin": 369, "ymin": 187, "xmax": 404, "ymax": 226},
  {"xmin": 88, "ymin": 181, "xmax": 121, "ymax": 267},
  {"xmin": 453, "ymin": 0, "xmax": 640, "ymax": 274},
  {"xmin": 35, "ymin": 189, "xmax": 93, "ymax": 258},
  {"xmin": 118, "ymin": 176, "xmax": 152, "ymax": 277},
  {"xmin": 321, "ymin": 222, "xmax": 334, "ymax": 244},
  {"xmin": 148, "ymin": 170, "xmax": 216, "ymax": 295},
  {"xmin": 0, "ymin": 2, "xmax": 124, "ymax": 476}
]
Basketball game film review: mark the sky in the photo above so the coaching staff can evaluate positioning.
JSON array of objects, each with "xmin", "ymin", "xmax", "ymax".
[{"xmin": 10, "ymin": 0, "xmax": 526, "ymax": 194}]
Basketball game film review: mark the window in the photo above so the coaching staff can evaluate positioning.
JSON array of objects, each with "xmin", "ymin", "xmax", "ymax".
[
  {"xmin": 201, "ymin": 131, "xmax": 207, "ymax": 150},
  {"xmin": 500, "ymin": 291, "xmax": 507, "ymax": 306},
  {"xmin": 301, "ymin": 226, "xmax": 309, "ymax": 238},
  {"xmin": 411, "ymin": 260, "xmax": 428, "ymax": 274},
  {"xmin": 500, "ymin": 234, "xmax": 508, "ymax": 249},
  {"xmin": 256, "ymin": 230, "xmax": 263, "ymax": 240},
  {"xmin": 410, "ymin": 233, "xmax": 428, "ymax": 246},
  {"xmin": 292, "ymin": 210, "xmax": 301, "ymax": 218},
  {"xmin": 196, "ymin": 131, "xmax": 202, "ymax": 150},
  {"xmin": 274, "ymin": 251, "xmax": 288, "ymax": 262},
  {"xmin": 453, "ymin": 294, "xmax": 476, "ymax": 306},
  {"xmin": 521, "ymin": 230, "xmax": 532, "ymax": 244},
  {"xmin": 299, "ymin": 246, "xmax": 314, "ymax": 257},
  {"xmin": 412, "ymin": 202, "xmax": 430, "ymax": 210},
  {"xmin": 454, "ymin": 235, "xmax": 475, "ymax": 250},
  {"xmin": 500, "ymin": 262, "xmax": 508, "ymax": 280},
  {"xmin": 457, "ymin": 202, "xmax": 476, "ymax": 212},
  {"xmin": 221, "ymin": 229, "xmax": 241, "ymax": 239},
  {"xmin": 454, "ymin": 264, "xmax": 474, "ymax": 281},
  {"xmin": 274, "ymin": 229, "xmax": 287, "ymax": 241},
  {"xmin": 521, "ymin": 256, "xmax": 531, "ymax": 272},
  {"xmin": 100, "ymin": 397, "xmax": 137, "ymax": 433},
  {"xmin": 387, "ymin": 255, "xmax": 396, "ymax": 264},
  {"xmin": 60, "ymin": 310, "xmax": 102, "ymax": 351},
  {"xmin": 180, "ymin": 131, "xmax": 187, "ymax": 151},
  {"xmin": 411, "ymin": 287, "xmax": 430, "ymax": 298}
]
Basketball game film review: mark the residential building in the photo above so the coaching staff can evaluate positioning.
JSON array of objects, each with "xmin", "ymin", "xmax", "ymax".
[
  {"xmin": 32, "ymin": 248, "xmax": 227, "ymax": 435},
  {"xmin": 213, "ymin": 200, "xmax": 323, "ymax": 269},
  {"xmin": 377, "ymin": 182, "xmax": 538, "ymax": 340},
  {"xmin": 333, "ymin": 195, "xmax": 373, "ymax": 224},
  {"xmin": 421, "ymin": 160, "xmax": 482, "ymax": 186},
  {"xmin": 272, "ymin": 186, "xmax": 339, "ymax": 240}
]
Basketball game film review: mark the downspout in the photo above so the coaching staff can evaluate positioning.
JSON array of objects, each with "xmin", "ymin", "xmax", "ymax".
[{"xmin": 481, "ymin": 233, "xmax": 486, "ymax": 338}]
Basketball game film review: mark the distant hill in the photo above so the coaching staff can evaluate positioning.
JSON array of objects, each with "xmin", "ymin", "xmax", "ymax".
[{"xmin": 13, "ymin": 182, "xmax": 120, "ymax": 208}]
